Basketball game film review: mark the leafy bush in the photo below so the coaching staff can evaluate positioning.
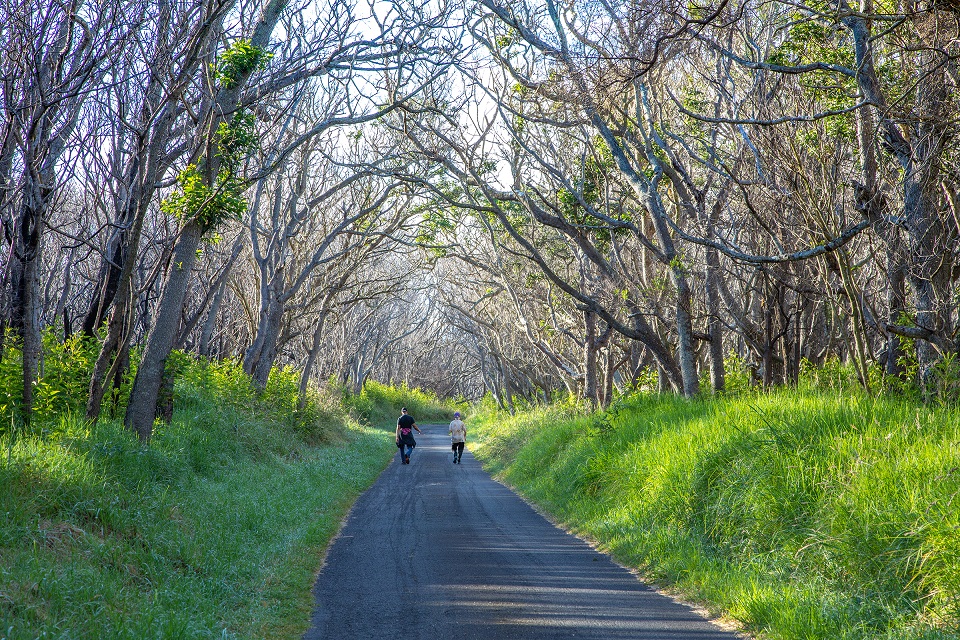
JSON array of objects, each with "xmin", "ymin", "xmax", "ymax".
[
  {"xmin": 0, "ymin": 330, "xmax": 106, "ymax": 434},
  {"xmin": 924, "ymin": 352, "xmax": 960, "ymax": 405},
  {"xmin": 345, "ymin": 380, "xmax": 453, "ymax": 427},
  {"xmin": 633, "ymin": 366, "xmax": 660, "ymax": 393},
  {"xmin": 721, "ymin": 351, "xmax": 754, "ymax": 394},
  {"xmin": 174, "ymin": 359, "xmax": 346, "ymax": 447}
]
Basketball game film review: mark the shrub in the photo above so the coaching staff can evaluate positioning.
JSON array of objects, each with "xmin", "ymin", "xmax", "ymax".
[
  {"xmin": 722, "ymin": 351, "xmax": 754, "ymax": 394},
  {"xmin": 174, "ymin": 359, "xmax": 346, "ymax": 446},
  {"xmin": 346, "ymin": 380, "xmax": 452, "ymax": 427},
  {"xmin": 0, "ymin": 329, "xmax": 106, "ymax": 435}
]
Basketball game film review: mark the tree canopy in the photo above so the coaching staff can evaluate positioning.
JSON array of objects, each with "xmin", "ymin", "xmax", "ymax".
[{"xmin": 3, "ymin": 0, "xmax": 960, "ymax": 433}]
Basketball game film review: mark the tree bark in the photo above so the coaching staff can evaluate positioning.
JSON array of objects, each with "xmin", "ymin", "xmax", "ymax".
[
  {"xmin": 124, "ymin": 220, "xmax": 204, "ymax": 440},
  {"xmin": 705, "ymin": 244, "xmax": 725, "ymax": 392},
  {"xmin": 198, "ymin": 274, "xmax": 229, "ymax": 357},
  {"xmin": 583, "ymin": 309, "xmax": 599, "ymax": 406},
  {"xmin": 843, "ymin": 2, "xmax": 953, "ymax": 381},
  {"xmin": 250, "ymin": 302, "xmax": 284, "ymax": 390},
  {"xmin": 885, "ymin": 248, "xmax": 907, "ymax": 376},
  {"xmin": 298, "ymin": 309, "xmax": 331, "ymax": 408},
  {"xmin": 15, "ymin": 208, "xmax": 42, "ymax": 424},
  {"xmin": 81, "ymin": 232, "xmax": 125, "ymax": 336},
  {"xmin": 601, "ymin": 345, "xmax": 616, "ymax": 407}
]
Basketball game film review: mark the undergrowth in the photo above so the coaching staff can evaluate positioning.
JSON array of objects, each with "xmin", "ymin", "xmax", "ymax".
[
  {"xmin": 470, "ymin": 388, "xmax": 960, "ymax": 640},
  {"xmin": 0, "ymin": 332, "xmax": 448, "ymax": 639},
  {"xmin": 343, "ymin": 379, "xmax": 453, "ymax": 426}
]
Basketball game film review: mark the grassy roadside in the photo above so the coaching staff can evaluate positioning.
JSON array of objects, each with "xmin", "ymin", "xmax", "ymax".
[
  {"xmin": 468, "ymin": 389, "xmax": 960, "ymax": 640},
  {"xmin": 0, "ymin": 358, "xmax": 449, "ymax": 639}
]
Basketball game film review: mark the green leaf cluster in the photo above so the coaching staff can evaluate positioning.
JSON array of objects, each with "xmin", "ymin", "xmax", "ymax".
[
  {"xmin": 216, "ymin": 110, "xmax": 258, "ymax": 173},
  {"xmin": 163, "ymin": 107, "xmax": 259, "ymax": 231},
  {"xmin": 555, "ymin": 136, "xmax": 631, "ymax": 249},
  {"xmin": 215, "ymin": 39, "xmax": 273, "ymax": 90},
  {"xmin": 767, "ymin": 14, "xmax": 857, "ymax": 140},
  {"xmin": 161, "ymin": 164, "xmax": 248, "ymax": 230},
  {"xmin": 416, "ymin": 209, "xmax": 459, "ymax": 258},
  {"xmin": 0, "ymin": 329, "xmax": 125, "ymax": 434}
]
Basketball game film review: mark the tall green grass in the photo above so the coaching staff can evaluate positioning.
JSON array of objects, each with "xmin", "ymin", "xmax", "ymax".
[
  {"xmin": 0, "ymin": 351, "xmax": 413, "ymax": 638},
  {"xmin": 470, "ymin": 389, "xmax": 960, "ymax": 639},
  {"xmin": 343, "ymin": 380, "xmax": 454, "ymax": 426}
]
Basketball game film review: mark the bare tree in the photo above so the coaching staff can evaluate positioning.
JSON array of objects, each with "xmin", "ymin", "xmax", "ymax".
[
  {"xmin": 1, "ymin": 0, "xmax": 136, "ymax": 422},
  {"xmin": 124, "ymin": 0, "xmax": 450, "ymax": 439}
]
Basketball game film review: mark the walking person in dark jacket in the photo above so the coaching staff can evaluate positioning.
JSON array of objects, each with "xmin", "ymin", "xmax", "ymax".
[{"xmin": 396, "ymin": 408, "xmax": 422, "ymax": 464}]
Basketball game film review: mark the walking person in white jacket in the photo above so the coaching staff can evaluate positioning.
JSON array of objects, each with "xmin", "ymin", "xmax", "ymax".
[{"xmin": 449, "ymin": 412, "xmax": 466, "ymax": 464}]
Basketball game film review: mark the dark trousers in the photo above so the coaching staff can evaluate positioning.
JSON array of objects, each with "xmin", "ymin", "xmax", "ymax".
[{"xmin": 452, "ymin": 441, "xmax": 464, "ymax": 460}]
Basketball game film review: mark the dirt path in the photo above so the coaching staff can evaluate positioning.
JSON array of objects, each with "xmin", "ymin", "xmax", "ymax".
[{"xmin": 303, "ymin": 425, "xmax": 742, "ymax": 639}]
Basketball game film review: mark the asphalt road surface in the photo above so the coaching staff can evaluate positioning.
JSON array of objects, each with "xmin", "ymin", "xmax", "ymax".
[{"xmin": 303, "ymin": 425, "xmax": 742, "ymax": 640}]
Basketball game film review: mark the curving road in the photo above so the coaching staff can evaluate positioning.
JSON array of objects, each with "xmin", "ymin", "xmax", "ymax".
[{"xmin": 303, "ymin": 426, "xmax": 742, "ymax": 640}]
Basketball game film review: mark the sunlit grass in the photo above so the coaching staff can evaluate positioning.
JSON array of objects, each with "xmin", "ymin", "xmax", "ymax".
[
  {"xmin": 0, "ymin": 365, "xmax": 397, "ymax": 639},
  {"xmin": 470, "ymin": 389, "xmax": 960, "ymax": 640},
  {"xmin": 346, "ymin": 379, "xmax": 454, "ymax": 426}
]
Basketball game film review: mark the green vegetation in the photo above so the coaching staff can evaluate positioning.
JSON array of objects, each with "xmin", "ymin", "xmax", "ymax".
[
  {"xmin": 161, "ymin": 163, "xmax": 247, "ymax": 230},
  {"xmin": 343, "ymin": 379, "xmax": 454, "ymax": 427},
  {"xmin": 160, "ymin": 39, "xmax": 273, "ymax": 233},
  {"xmin": 214, "ymin": 40, "xmax": 272, "ymax": 91},
  {"xmin": 0, "ymin": 340, "xmax": 450, "ymax": 639},
  {"xmin": 469, "ymin": 387, "xmax": 960, "ymax": 640}
]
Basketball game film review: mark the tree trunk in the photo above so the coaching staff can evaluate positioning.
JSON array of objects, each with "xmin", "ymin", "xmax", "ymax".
[
  {"xmin": 583, "ymin": 309, "xmax": 599, "ymax": 406},
  {"xmin": 125, "ymin": 0, "xmax": 288, "ymax": 435},
  {"xmin": 658, "ymin": 365, "xmax": 671, "ymax": 393},
  {"xmin": 704, "ymin": 244, "xmax": 725, "ymax": 392},
  {"xmin": 245, "ymin": 264, "xmax": 287, "ymax": 390},
  {"xmin": 601, "ymin": 346, "xmax": 615, "ymax": 407},
  {"xmin": 125, "ymin": 220, "xmax": 204, "ymax": 440},
  {"xmin": 251, "ymin": 304, "xmax": 283, "ymax": 391},
  {"xmin": 17, "ymin": 225, "xmax": 42, "ymax": 425},
  {"xmin": 500, "ymin": 357, "xmax": 515, "ymax": 414},
  {"xmin": 199, "ymin": 275, "xmax": 229, "ymax": 357},
  {"xmin": 844, "ymin": 6, "xmax": 952, "ymax": 382},
  {"xmin": 904, "ymin": 169, "xmax": 951, "ymax": 382},
  {"xmin": 86, "ymin": 27, "xmax": 179, "ymax": 420},
  {"xmin": 81, "ymin": 234, "xmax": 125, "ymax": 336},
  {"xmin": 11, "ymin": 185, "xmax": 46, "ymax": 425},
  {"xmin": 672, "ymin": 271, "xmax": 700, "ymax": 395},
  {"xmin": 85, "ymin": 188, "xmax": 153, "ymax": 419},
  {"xmin": 886, "ymin": 247, "xmax": 907, "ymax": 376},
  {"xmin": 578, "ymin": 102, "xmax": 699, "ymax": 395},
  {"xmin": 52, "ymin": 249, "xmax": 74, "ymax": 339},
  {"xmin": 628, "ymin": 305, "xmax": 683, "ymax": 391},
  {"xmin": 298, "ymin": 309, "xmax": 331, "ymax": 408},
  {"xmin": 762, "ymin": 298, "xmax": 774, "ymax": 388},
  {"xmin": 479, "ymin": 352, "xmax": 504, "ymax": 409}
]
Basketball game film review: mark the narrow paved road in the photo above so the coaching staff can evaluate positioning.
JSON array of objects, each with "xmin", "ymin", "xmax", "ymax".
[{"xmin": 304, "ymin": 426, "xmax": 742, "ymax": 640}]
